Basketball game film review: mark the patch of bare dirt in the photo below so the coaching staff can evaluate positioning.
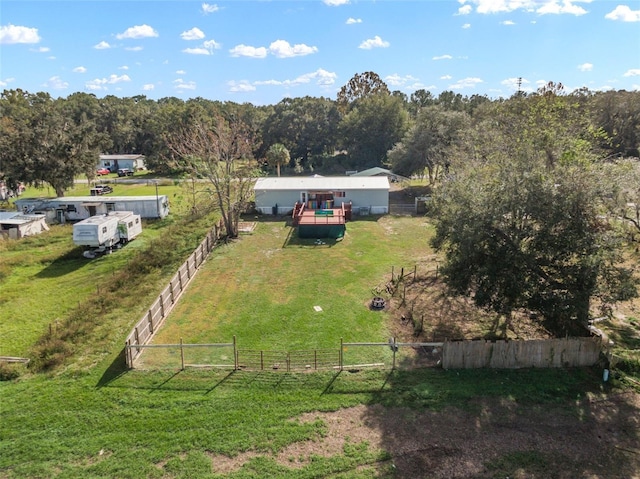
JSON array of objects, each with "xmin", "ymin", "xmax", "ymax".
[{"xmin": 207, "ymin": 393, "xmax": 640, "ymax": 478}]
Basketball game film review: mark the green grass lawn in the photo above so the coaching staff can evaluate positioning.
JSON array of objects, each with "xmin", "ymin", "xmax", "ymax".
[
  {"xmin": 143, "ymin": 216, "xmax": 432, "ymax": 368},
  {"xmin": 1, "ymin": 191, "xmax": 638, "ymax": 478}
]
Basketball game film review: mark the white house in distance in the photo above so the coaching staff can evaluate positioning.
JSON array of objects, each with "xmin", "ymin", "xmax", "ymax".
[
  {"xmin": 254, "ymin": 176, "xmax": 390, "ymax": 216},
  {"xmin": 99, "ymin": 154, "xmax": 146, "ymax": 173}
]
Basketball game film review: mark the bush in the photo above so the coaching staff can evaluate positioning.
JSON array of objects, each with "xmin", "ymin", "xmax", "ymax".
[{"xmin": 0, "ymin": 362, "xmax": 21, "ymax": 381}]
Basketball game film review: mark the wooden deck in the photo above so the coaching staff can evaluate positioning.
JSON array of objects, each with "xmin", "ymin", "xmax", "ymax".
[
  {"xmin": 296, "ymin": 209, "xmax": 345, "ymax": 225},
  {"xmin": 292, "ymin": 201, "xmax": 351, "ymax": 226}
]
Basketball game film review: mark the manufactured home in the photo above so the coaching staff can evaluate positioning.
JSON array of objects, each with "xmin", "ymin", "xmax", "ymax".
[
  {"xmin": 14, "ymin": 195, "xmax": 169, "ymax": 222},
  {"xmin": 253, "ymin": 176, "xmax": 390, "ymax": 216},
  {"xmin": 73, "ymin": 211, "xmax": 142, "ymax": 252},
  {"xmin": 98, "ymin": 154, "xmax": 146, "ymax": 173}
]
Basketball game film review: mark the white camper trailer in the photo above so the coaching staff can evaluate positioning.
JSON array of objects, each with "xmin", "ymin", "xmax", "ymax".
[{"xmin": 73, "ymin": 211, "xmax": 142, "ymax": 257}]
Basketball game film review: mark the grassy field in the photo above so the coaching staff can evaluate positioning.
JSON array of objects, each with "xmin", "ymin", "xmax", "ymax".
[
  {"xmin": 1, "ymin": 183, "xmax": 639, "ymax": 478},
  {"xmin": 141, "ymin": 215, "xmax": 432, "ymax": 369}
]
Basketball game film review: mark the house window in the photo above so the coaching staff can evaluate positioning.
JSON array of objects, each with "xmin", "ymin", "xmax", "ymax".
[
  {"xmin": 335, "ymin": 191, "xmax": 346, "ymax": 197},
  {"xmin": 106, "ymin": 203, "xmax": 115, "ymax": 212},
  {"xmin": 64, "ymin": 205, "xmax": 77, "ymax": 212}
]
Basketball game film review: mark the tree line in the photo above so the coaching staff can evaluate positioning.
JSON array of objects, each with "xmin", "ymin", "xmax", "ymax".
[{"xmin": 1, "ymin": 74, "xmax": 639, "ymax": 334}]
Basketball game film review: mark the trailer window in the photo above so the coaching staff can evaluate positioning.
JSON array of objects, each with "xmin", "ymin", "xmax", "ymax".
[
  {"xmin": 102, "ymin": 227, "xmax": 107, "ymax": 233},
  {"xmin": 128, "ymin": 222, "xmax": 133, "ymax": 227}
]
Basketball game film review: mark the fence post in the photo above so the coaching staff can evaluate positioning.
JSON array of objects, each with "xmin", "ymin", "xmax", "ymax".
[
  {"xmin": 314, "ymin": 350, "xmax": 317, "ymax": 370},
  {"xmin": 148, "ymin": 310, "xmax": 154, "ymax": 334},
  {"xmin": 180, "ymin": 337, "xmax": 185, "ymax": 371},
  {"xmin": 260, "ymin": 350, "xmax": 264, "ymax": 371},
  {"xmin": 392, "ymin": 337, "xmax": 397, "ymax": 370},
  {"xmin": 287, "ymin": 351, "xmax": 290, "ymax": 372},
  {"xmin": 162, "ymin": 291, "xmax": 167, "ymax": 318},
  {"xmin": 391, "ymin": 266, "xmax": 394, "ymax": 282},
  {"xmin": 413, "ymin": 264, "xmax": 417, "ymax": 282},
  {"xmin": 340, "ymin": 338, "xmax": 344, "ymax": 371},
  {"xmin": 233, "ymin": 335, "xmax": 237, "ymax": 371}
]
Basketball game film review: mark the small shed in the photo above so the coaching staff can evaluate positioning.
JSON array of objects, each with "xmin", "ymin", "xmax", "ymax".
[
  {"xmin": 14, "ymin": 195, "xmax": 169, "ymax": 222},
  {"xmin": 99, "ymin": 154, "xmax": 146, "ymax": 173},
  {"xmin": 0, "ymin": 212, "xmax": 49, "ymax": 239},
  {"xmin": 254, "ymin": 176, "xmax": 389, "ymax": 216}
]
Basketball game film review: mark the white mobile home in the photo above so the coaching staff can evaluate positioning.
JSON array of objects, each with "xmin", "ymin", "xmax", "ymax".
[
  {"xmin": 99, "ymin": 154, "xmax": 146, "ymax": 173},
  {"xmin": 253, "ymin": 176, "xmax": 390, "ymax": 215},
  {"xmin": 14, "ymin": 195, "xmax": 169, "ymax": 222}
]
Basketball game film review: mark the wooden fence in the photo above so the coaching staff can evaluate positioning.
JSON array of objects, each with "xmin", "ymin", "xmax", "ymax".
[
  {"xmin": 441, "ymin": 337, "xmax": 602, "ymax": 369},
  {"xmin": 124, "ymin": 220, "xmax": 225, "ymax": 368},
  {"xmin": 125, "ymin": 336, "xmax": 603, "ymax": 371}
]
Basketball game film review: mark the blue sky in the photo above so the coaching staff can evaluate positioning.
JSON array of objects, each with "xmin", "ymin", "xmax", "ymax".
[{"xmin": 1, "ymin": 0, "xmax": 639, "ymax": 105}]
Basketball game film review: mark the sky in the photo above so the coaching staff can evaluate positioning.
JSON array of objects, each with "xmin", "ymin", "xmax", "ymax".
[{"xmin": 1, "ymin": 0, "xmax": 639, "ymax": 106}]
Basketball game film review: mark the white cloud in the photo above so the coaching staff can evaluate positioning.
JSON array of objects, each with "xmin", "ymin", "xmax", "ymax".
[
  {"xmin": 119, "ymin": 65, "xmax": 129, "ymax": 70},
  {"xmin": 0, "ymin": 24, "xmax": 40, "ymax": 44},
  {"xmin": 0, "ymin": 77, "xmax": 15, "ymax": 88},
  {"xmin": 176, "ymin": 70, "xmax": 186, "ymax": 75},
  {"xmin": 174, "ymin": 79, "xmax": 196, "ymax": 90},
  {"xmin": 269, "ymin": 40, "xmax": 318, "ymax": 58},
  {"xmin": 116, "ymin": 24, "xmax": 158, "ymax": 40},
  {"xmin": 94, "ymin": 41, "xmax": 111, "ymax": 50},
  {"xmin": 346, "ymin": 17, "xmax": 362, "ymax": 24},
  {"xmin": 537, "ymin": 0, "xmax": 588, "ymax": 16},
  {"xmin": 31, "ymin": 46, "xmax": 50, "ymax": 53},
  {"xmin": 433, "ymin": 54, "xmax": 453, "ymax": 60},
  {"xmin": 142, "ymin": 84, "xmax": 155, "ymax": 91},
  {"xmin": 85, "ymin": 74, "xmax": 131, "ymax": 91},
  {"xmin": 324, "ymin": 0, "xmax": 349, "ymax": 5},
  {"xmin": 73, "ymin": 66, "xmax": 87, "ymax": 73},
  {"xmin": 441, "ymin": 74, "xmax": 453, "ymax": 80},
  {"xmin": 605, "ymin": 5, "xmax": 640, "ymax": 22},
  {"xmin": 458, "ymin": 0, "xmax": 590, "ymax": 15},
  {"xmin": 385, "ymin": 74, "xmax": 419, "ymax": 87},
  {"xmin": 359, "ymin": 35, "xmax": 389, "ymax": 49},
  {"xmin": 181, "ymin": 27, "xmax": 205, "ymax": 41},
  {"xmin": 578, "ymin": 62, "xmax": 593, "ymax": 72},
  {"xmin": 183, "ymin": 47, "xmax": 211, "ymax": 55},
  {"xmin": 245, "ymin": 69, "xmax": 337, "ymax": 92},
  {"xmin": 42, "ymin": 76, "xmax": 68, "ymax": 90},
  {"xmin": 202, "ymin": 3, "xmax": 219, "ymax": 14},
  {"xmin": 125, "ymin": 46, "xmax": 143, "ymax": 52},
  {"xmin": 501, "ymin": 20, "xmax": 516, "ymax": 25},
  {"xmin": 228, "ymin": 80, "xmax": 256, "ymax": 92},
  {"xmin": 462, "ymin": 23, "xmax": 472, "ymax": 28},
  {"xmin": 203, "ymin": 39, "xmax": 221, "ymax": 50},
  {"xmin": 183, "ymin": 39, "xmax": 221, "ymax": 55},
  {"xmin": 624, "ymin": 69, "xmax": 640, "ymax": 77},
  {"xmin": 450, "ymin": 77, "xmax": 483, "ymax": 89},
  {"xmin": 229, "ymin": 44, "xmax": 268, "ymax": 58}
]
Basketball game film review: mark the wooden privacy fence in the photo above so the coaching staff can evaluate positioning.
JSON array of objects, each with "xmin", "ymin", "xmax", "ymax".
[
  {"xmin": 124, "ymin": 220, "xmax": 225, "ymax": 368},
  {"xmin": 441, "ymin": 337, "xmax": 602, "ymax": 369}
]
